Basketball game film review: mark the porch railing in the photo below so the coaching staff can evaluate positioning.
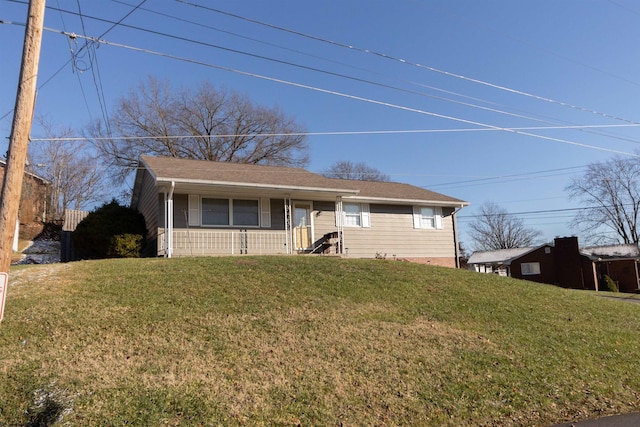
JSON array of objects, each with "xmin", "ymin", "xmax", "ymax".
[{"xmin": 160, "ymin": 229, "xmax": 288, "ymax": 256}]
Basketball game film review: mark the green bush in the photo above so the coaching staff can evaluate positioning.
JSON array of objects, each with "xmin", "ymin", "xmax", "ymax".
[
  {"xmin": 72, "ymin": 200, "xmax": 146, "ymax": 259},
  {"xmin": 109, "ymin": 234, "xmax": 144, "ymax": 258},
  {"xmin": 600, "ymin": 274, "xmax": 619, "ymax": 293}
]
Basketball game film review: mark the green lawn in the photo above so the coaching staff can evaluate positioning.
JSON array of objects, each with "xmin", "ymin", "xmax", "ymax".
[{"xmin": 1, "ymin": 256, "xmax": 639, "ymax": 426}]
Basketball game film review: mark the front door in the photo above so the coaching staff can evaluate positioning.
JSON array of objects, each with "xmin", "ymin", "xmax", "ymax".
[{"xmin": 293, "ymin": 202, "xmax": 313, "ymax": 250}]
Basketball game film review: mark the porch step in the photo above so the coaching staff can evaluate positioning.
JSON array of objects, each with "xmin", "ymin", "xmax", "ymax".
[{"xmin": 306, "ymin": 231, "xmax": 341, "ymax": 255}]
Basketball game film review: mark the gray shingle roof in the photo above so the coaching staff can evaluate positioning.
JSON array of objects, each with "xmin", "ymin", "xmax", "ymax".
[
  {"xmin": 139, "ymin": 156, "xmax": 467, "ymax": 206},
  {"xmin": 581, "ymin": 244, "xmax": 640, "ymax": 259},
  {"xmin": 467, "ymin": 247, "xmax": 537, "ymax": 265}
]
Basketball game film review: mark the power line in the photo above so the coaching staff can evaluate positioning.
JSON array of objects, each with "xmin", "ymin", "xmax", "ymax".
[
  {"xmin": 457, "ymin": 205, "xmax": 607, "ymax": 220},
  {"xmin": 427, "ymin": 165, "xmax": 588, "ymax": 189},
  {"xmin": 30, "ymin": 1, "xmax": 575, "ymax": 131},
  {"xmin": 3, "ymin": 16, "xmax": 639, "ymax": 157},
  {"xmin": 115, "ymin": 0, "xmax": 639, "ymax": 145},
  {"xmin": 175, "ymin": 0, "xmax": 640, "ymax": 126},
  {"xmin": 1, "ymin": 0, "xmax": 147, "ymax": 127},
  {"xmin": 7, "ymin": 0, "xmax": 640, "ymax": 148},
  {"xmin": 25, "ymin": 123, "xmax": 640, "ymax": 142},
  {"xmin": 27, "ymin": 28, "xmax": 640, "ymax": 158},
  {"xmin": 421, "ymin": 1, "xmax": 640, "ymax": 90},
  {"xmin": 76, "ymin": 0, "xmax": 110, "ymax": 132}
]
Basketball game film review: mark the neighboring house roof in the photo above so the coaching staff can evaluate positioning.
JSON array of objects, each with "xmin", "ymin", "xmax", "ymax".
[
  {"xmin": 469, "ymin": 242, "xmax": 640, "ymax": 266},
  {"xmin": 0, "ymin": 159, "xmax": 50, "ymax": 185},
  {"xmin": 467, "ymin": 247, "xmax": 538, "ymax": 265},
  {"xmin": 581, "ymin": 244, "xmax": 640, "ymax": 260},
  {"xmin": 134, "ymin": 155, "xmax": 468, "ymax": 207}
]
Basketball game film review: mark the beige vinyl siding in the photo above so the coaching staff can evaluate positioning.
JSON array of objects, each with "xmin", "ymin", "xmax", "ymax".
[
  {"xmin": 316, "ymin": 203, "xmax": 455, "ymax": 259},
  {"xmin": 134, "ymin": 171, "xmax": 160, "ymax": 256},
  {"xmin": 312, "ymin": 201, "xmax": 339, "ymax": 241}
]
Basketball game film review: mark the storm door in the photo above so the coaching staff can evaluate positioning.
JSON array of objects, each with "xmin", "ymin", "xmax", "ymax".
[{"xmin": 293, "ymin": 202, "xmax": 313, "ymax": 250}]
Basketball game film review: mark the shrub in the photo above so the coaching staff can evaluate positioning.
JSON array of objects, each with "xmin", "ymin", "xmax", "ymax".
[
  {"xmin": 109, "ymin": 234, "xmax": 144, "ymax": 258},
  {"xmin": 600, "ymin": 274, "xmax": 619, "ymax": 293},
  {"xmin": 72, "ymin": 200, "xmax": 146, "ymax": 259}
]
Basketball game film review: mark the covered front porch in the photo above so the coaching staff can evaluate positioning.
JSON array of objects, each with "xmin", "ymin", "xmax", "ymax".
[
  {"xmin": 159, "ymin": 228, "xmax": 343, "ymax": 257},
  {"xmin": 160, "ymin": 182, "xmax": 350, "ymax": 257}
]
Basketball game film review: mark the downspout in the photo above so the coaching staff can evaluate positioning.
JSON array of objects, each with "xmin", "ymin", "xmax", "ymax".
[
  {"xmin": 166, "ymin": 181, "xmax": 175, "ymax": 258},
  {"xmin": 452, "ymin": 205, "xmax": 463, "ymax": 269}
]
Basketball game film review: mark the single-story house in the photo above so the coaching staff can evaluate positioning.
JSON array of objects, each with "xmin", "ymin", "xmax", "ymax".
[
  {"xmin": 0, "ymin": 159, "xmax": 51, "ymax": 241},
  {"xmin": 464, "ymin": 247, "xmax": 536, "ymax": 276},
  {"xmin": 131, "ymin": 156, "xmax": 469, "ymax": 266},
  {"xmin": 468, "ymin": 236, "xmax": 640, "ymax": 292}
]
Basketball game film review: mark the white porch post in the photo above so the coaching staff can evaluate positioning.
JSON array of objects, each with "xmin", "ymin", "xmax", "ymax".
[
  {"xmin": 336, "ymin": 196, "xmax": 344, "ymax": 254},
  {"xmin": 284, "ymin": 194, "xmax": 292, "ymax": 254},
  {"xmin": 165, "ymin": 181, "xmax": 175, "ymax": 258}
]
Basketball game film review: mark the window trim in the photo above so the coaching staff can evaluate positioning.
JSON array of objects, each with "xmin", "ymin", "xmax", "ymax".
[
  {"xmin": 341, "ymin": 202, "xmax": 370, "ymax": 228},
  {"xmin": 193, "ymin": 196, "xmax": 262, "ymax": 228},
  {"xmin": 413, "ymin": 206, "xmax": 444, "ymax": 230}
]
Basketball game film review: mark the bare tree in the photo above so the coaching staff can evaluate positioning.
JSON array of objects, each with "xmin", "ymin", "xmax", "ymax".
[
  {"xmin": 88, "ymin": 77, "xmax": 309, "ymax": 182},
  {"xmin": 567, "ymin": 156, "xmax": 640, "ymax": 245},
  {"xmin": 31, "ymin": 118, "xmax": 106, "ymax": 220},
  {"xmin": 469, "ymin": 202, "xmax": 541, "ymax": 251},
  {"xmin": 321, "ymin": 160, "xmax": 390, "ymax": 181}
]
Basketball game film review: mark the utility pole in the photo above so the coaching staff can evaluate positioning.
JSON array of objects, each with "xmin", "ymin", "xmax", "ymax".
[{"xmin": 0, "ymin": 0, "xmax": 46, "ymax": 319}]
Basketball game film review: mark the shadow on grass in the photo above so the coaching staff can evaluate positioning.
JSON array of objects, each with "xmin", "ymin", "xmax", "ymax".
[{"xmin": 24, "ymin": 394, "xmax": 66, "ymax": 427}]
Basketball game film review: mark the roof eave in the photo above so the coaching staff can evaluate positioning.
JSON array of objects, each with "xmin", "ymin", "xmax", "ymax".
[
  {"xmin": 156, "ymin": 177, "xmax": 360, "ymax": 196},
  {"xmin": 342, "ymin": 195, "xmax": 468, "ymax": 207}
]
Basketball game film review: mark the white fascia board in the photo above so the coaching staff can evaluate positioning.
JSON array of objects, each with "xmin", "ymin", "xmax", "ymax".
[
  {"xmin": 342, "ymin": 195, "xmax": 468, "ymax": 207},
  {"xmin": 155, "ymin": 178, "xmax": 360, "ymax": 196}
]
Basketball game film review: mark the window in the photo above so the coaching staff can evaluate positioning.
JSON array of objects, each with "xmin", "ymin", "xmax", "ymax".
[
  {"xmin": 200, "ymin": 197, "xmax": 259, "ymax": 227},
  {"xmin": 233, "ymin": 199, "xmax": 259, "ymax": 226},
  {"xmin": 342, "ymin": 203, "xmax": 370, "ymax": 228},
  {"xmin": 413, "ymin": 206, "xmax": 443, "ymax": 229},
  {"xmin": 521, "ymin": 262, "xmax": 541, "ymax": 275},
  {"xmin": 344, "ymin": 203, "xmax": 361, "ymax": 227},
  {"xmin": 419, "ymin": 207, "xmax": 436, "ymax": 229},
  {"xmin": 202, "ymin": 198, "xmax": 229, "ymax": 226}
]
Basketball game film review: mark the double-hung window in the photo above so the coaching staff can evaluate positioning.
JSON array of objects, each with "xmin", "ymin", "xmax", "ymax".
[
  {"xmin": 341, "ymin": 203, "xmax": 370, "ymax": 228},
  {"xmin": 413, "ymin": 206, "xmax": 444, "ymax": 229},
  {"xmin": 190, "ymin": 196, "xmax": 260, "ymax": 227}
]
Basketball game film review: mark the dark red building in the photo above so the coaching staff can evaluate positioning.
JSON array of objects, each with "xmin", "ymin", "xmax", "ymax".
[{"xmin": 469, "ymin": 237, "xmax": 640, "ymax": 293}]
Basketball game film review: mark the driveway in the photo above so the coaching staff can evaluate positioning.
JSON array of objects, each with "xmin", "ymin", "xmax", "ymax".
[{"xmin": 550, "ymin": 412, "xmax": 640, "ymax": 426}]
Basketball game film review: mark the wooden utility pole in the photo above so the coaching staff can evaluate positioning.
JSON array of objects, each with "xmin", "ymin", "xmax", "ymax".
[{"xmin": 0, "ymin": 0, "xmax": 46, "ymax": 281}]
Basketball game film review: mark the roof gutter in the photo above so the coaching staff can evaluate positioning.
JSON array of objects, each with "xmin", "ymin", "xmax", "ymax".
[
  {"xmin": 341, "ymin": 196, "xmax": 469, "ymax": 207},
  {"xmin": 155, "ymin": 178, "xmax": 360, "ymax": 196},
  {"xmin": 452, "ymin": 206, "xmax": 463, "ymax": 268}
]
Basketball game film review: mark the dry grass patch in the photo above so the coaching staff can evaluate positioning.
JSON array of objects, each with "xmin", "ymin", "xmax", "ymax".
[{"xmin": 2, "ymin": 257, "xmax": 640, "ymax": 426}]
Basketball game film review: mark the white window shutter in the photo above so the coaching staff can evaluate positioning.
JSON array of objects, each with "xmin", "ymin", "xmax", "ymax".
[
  {"xmin": 188, "ymin": 195, "xmax": 200, "ymax": 226},
  {"xmin": 412, "ymin": 206, "xmax": 421, "ymax": 229},
  {"xmin": 260, "ymin": 198, "xmax": 271, "ymax": 228},
  {"xmin": 435, "ymin": 207, "xmax": 443, "ymax": 229},
  {"xmin": 361, "ymin": 203, "xmax": 371, "ymax": 228}
]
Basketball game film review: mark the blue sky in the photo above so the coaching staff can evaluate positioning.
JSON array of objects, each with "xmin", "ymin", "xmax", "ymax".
[{"xmin": 3, "ymin": 0, "xmax": 640, "ymax": 249}]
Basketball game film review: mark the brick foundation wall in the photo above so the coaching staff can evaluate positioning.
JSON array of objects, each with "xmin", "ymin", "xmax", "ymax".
[{"xmin": 401, "ymin": 257, "xmax": 457, "ymax": 268}]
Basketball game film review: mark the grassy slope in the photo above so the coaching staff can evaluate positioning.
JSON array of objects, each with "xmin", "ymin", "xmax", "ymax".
[{"xmin": 1, "ymin": 257, "xmax": 640, "ymax": 426}]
